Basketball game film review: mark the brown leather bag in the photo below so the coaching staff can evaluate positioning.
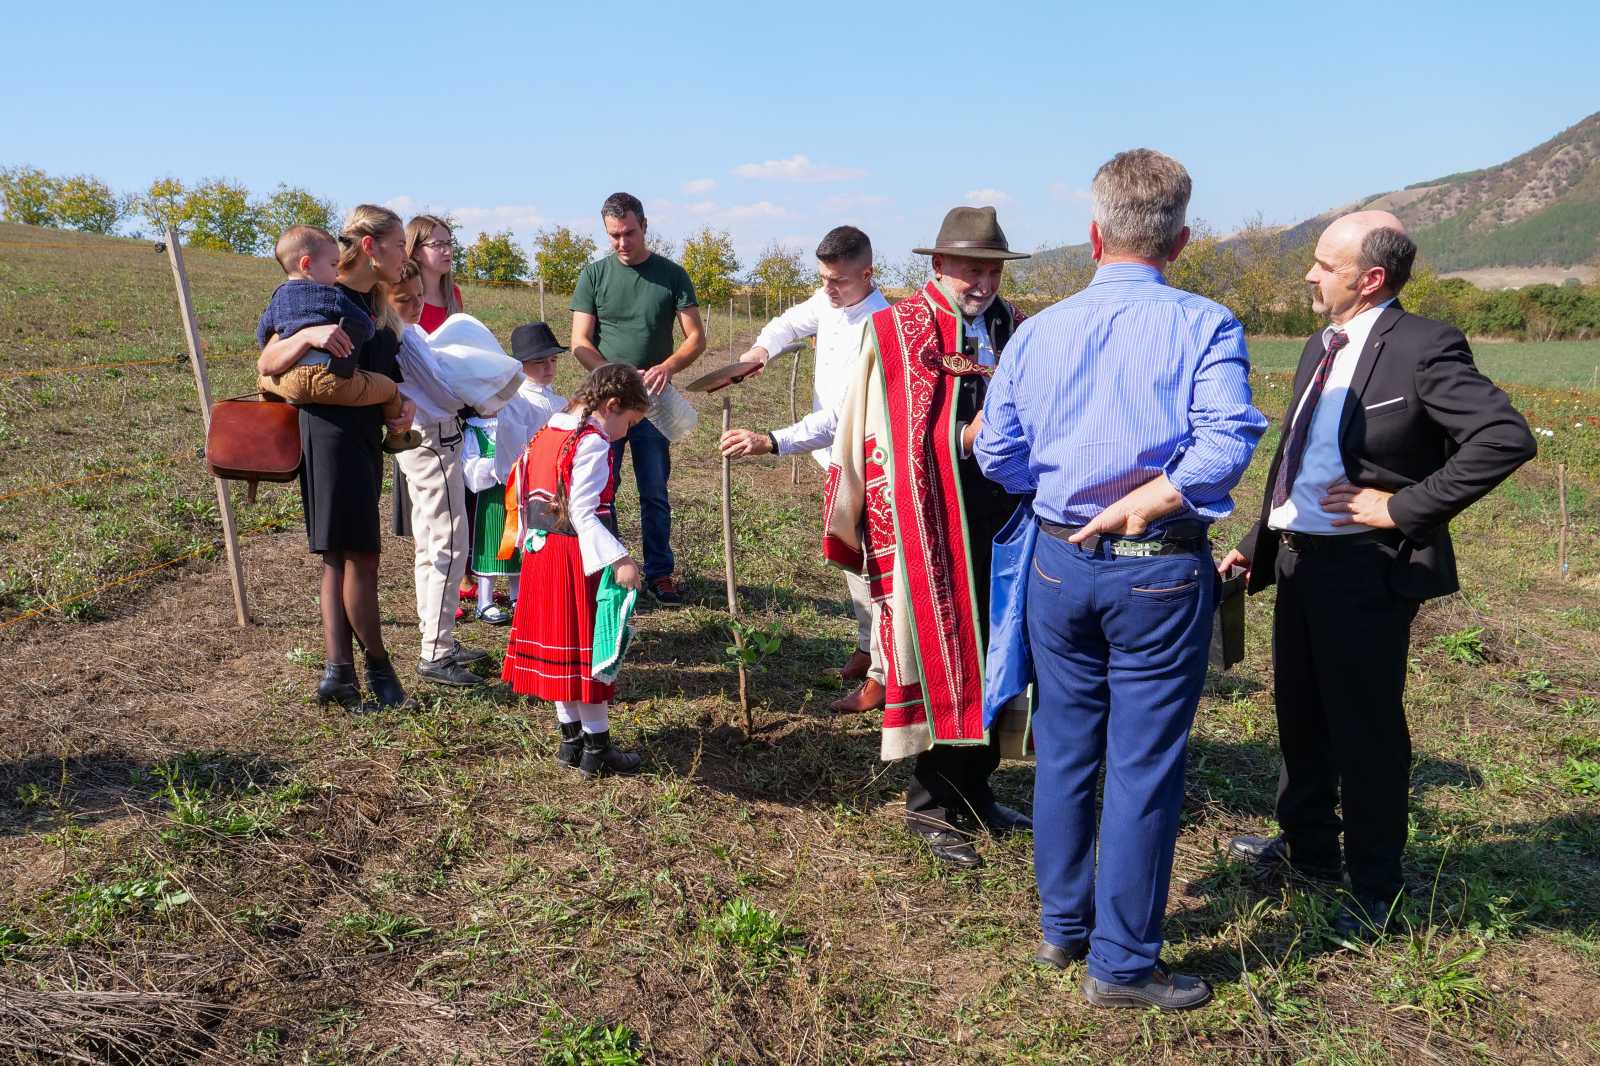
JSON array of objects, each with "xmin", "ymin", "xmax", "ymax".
[{"xmin": 206, "ymin": 394, "xmax": 301, "ymax": 500}]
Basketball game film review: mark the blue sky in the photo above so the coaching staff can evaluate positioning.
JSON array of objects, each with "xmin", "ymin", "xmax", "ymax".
[{"xmin": 6, "ymin": 1, "xmax": 1596, "ymax": 266}]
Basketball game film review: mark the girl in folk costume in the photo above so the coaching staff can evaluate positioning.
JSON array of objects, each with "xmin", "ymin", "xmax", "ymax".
[
  {"xmin": 500, "ymin": 364, "xmax": 650, "ymax": 777},
  {"xmin": 461, "ymin": 322, "xmax": 571, "ymax": 624}
]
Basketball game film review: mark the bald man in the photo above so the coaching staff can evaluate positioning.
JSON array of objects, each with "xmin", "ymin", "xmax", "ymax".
[{"xmin": 1222, "ymin": 211, "xmax": 1535, "ymax": 940}]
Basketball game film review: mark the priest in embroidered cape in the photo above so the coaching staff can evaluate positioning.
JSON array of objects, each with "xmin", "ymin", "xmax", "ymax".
[{"xmin": 822, "ymin": 206, "xmax": 1034, "ymax": 868}]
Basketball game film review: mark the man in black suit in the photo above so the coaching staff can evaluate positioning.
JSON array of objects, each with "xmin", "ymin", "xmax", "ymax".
[{"xmin": 1219, "ymin": 210, "xmax": 1536, "ymax": 938}]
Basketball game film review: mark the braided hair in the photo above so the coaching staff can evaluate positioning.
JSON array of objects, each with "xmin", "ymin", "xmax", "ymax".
[{"xmin": 551, "ymin": 363, "xmax": 652, "ymax": 527}]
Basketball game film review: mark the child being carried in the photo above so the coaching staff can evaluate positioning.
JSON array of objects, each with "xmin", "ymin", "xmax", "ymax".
[{"xmin": 256, "ymin": 224, "xmax": 421, "ymax": 453}]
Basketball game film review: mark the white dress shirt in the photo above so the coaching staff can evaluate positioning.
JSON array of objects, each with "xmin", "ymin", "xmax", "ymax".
[
  {"xmin": 758, "ymin": 286, "xmax": 891, "ymax": 468},
  {"xmin": 1268, "ymin": 300, "xmax": 1394, "ymax": 534}
]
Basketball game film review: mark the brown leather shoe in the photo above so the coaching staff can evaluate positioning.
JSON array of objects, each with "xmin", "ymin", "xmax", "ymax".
[
  {"xmin": 828, "ymin": 678, "xmax": 884, "ymax": 714},
  {"xmin": 840, "ymin": 649, "xmax": 872, "ymax": 682}
]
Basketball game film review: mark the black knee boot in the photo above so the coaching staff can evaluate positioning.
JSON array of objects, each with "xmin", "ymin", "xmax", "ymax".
[
  {"xmin": 317, "ymin": 663, "xmax": 362, "ymax": 711},
  {"xmin": 365, "ymin": 654, "xmax": 417, "ymax": 711},
  {"xmin": 578, "ymin": 730, "xmax": 642, "ymax": 778},
  {"xmin": 556, "ymin": 721, "xmax": 584, "ymax": 770}
]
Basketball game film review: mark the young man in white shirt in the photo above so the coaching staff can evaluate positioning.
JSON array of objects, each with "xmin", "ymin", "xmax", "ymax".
[{"xmin": 720, "ymin": 226, "xmax": 891, "ymax": 713}]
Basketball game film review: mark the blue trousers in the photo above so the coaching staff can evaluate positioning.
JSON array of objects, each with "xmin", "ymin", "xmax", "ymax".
[
  {"xmin": 609, "ymin": 417, "xmax": 674, "ymax": 582},
  {"xmin": 1027, "ymin": 532, "xmax": 1215, "ymax": 985}
]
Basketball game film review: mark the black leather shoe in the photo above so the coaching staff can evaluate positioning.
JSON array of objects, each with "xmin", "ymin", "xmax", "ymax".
[
  {"xmin": 365, "ymin": 655, "xmax": 419, "ymax": 710},
  {"xmin": 1227, "ymin": 834, "xmax": 1342, "ymax": 882},
  {"xmin": 907, "ymin": 822, "xmax": 983, "ymax": 868},
  {"xmin": 1034, "ymin": 940, "xmax": 1089, "ymax": 969},
  {"xmin": 555, "ymin": 721, "xmax": 584, "ymax": 770},
  {"xmin": 449, "ymin": 644, "xmax": 490, "ymax": 666},
  {"xmin": 1084, "ymin": 962, "xmax": 1212, "ymax": 1012},
  {"xmin": 316, "ymin": 663, "xmax": 363, "ymax": 711},
  {"xmin": 1333, "ymin": 893, "xmax": 1396, "ymax": 943},
  {"xmin": 418, "ymin": 655, "xmax": 485, "ymax": 687},
  {"xmin": 578, "ymin": 730, "xmax": 642, "ymax": 777},
  {"xmin": 975, "ymin": 801, "xmax": 1032, "ymax": 836}
]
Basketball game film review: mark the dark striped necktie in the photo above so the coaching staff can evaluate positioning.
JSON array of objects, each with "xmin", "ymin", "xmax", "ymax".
[{"xmin": 1271, "ymin": 329, "xmax": 1350, "ymax": 508}]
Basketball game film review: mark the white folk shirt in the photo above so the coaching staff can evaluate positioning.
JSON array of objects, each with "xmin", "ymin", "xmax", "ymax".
[
  {"xmin": 544, "ymin": 410, "xmax": 628, "ymax": 575},
  {"xmin": 397, "ymin": 325, "xmax": 467, "ymax": 426},
  {"xmin": 1268, "ymin": 299, "xmax": 1394, "ymax": 535},
  {"xmin": 759, "ymin": 286, "xmax": 891, "ymax": 468}
]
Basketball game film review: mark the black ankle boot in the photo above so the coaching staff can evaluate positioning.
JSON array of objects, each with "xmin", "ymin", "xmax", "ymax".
[
  {"xmin": 365, "ymin": 654, "xmax": 417, "ymax": 711},
  {"xmin": 578, "ymin": 730, "xmax": 642, "ymax": 778},
  {"xmin": 556, "ymin": 721, "xmax": 584, "ymax": 770},
  {"xmin": 316, "ymin": 663, "xmax": 362, "ymax": 710}
]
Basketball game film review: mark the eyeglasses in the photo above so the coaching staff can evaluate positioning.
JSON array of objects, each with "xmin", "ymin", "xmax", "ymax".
[{"xmin": 418, "ymin": 240, "xmax": 453, "ymax": 250}]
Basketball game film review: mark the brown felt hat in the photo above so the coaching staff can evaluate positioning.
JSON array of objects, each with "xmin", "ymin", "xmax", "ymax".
[{"xmin": 912, "ymin": 205, "xmax": 1030, "ymax": 260}]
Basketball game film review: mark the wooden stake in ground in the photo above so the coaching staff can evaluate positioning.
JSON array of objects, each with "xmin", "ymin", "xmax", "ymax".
[
  {"xmin": 788, "ymin": 345, "xmax": 801, "ymax": 485},
  {"xmin": 538, "ymin": 274, "xmax": 546, "ymax": 320},
  {"xmin": 163, "ymin": 226, "xmax": 251, "ymax": 626},
  {"xmin": 721, "ymin": 395, "xmax": 752, "ymax": 731},
  {"xmin": 1558, "ymin": 462, "xmax": 1570, "ymax": 581},
  {"xmin": 728, "ymin": 295, "xmax": 735, "ymax": 356}
]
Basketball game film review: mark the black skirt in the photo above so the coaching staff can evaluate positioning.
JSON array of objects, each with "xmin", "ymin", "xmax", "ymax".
[{"xmin": 300, "ymin": 402, "xmax": 384, "ymax": 554}]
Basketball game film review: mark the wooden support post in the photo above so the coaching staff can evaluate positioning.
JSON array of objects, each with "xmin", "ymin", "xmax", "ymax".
[
  {"xmin": 538, "ymin": 274, "xmax": 546, "ymax": 320},
  {"xmin": 788, "ymin": 344, "xmax": 801, "ymax": 485},
  {"xmin": 164, "ymin": 226, "xmax": 251, "ymax": 626},
  {"xmin": 721, "ymin": 395, "xmax": 751, "ymax": 732},
  {"xmin": 728, "ymin": 294, "xmax": 735, "ymax": 356},
  {"xmin": 1558, "ymin": 462, "xmax": 1570, "ymax": 581}
]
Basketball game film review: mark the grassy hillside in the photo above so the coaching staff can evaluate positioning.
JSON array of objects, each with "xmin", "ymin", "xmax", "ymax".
[{"xmin": 1, "ymin": 225, "xmax": 1599, "ymax": 1063}]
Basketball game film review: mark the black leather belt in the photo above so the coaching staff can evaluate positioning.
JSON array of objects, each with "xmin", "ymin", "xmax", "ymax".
[
  {"xmin": 1278, "ymin": 529, "xmax": 1400, "ymax": 554},
  {"xmin": 1040, "ymin": 519, "xmax": 1207, "ymax": 557}
]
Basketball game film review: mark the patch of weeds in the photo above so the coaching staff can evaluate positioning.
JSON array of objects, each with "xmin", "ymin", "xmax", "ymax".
[
  {"xmin": 14, "ymin": 782, "xmax": 53, "ymax": 810},
  {"xmin": 535, "ymin": 1014, "xmax": 645, "ymax": 1066},
  {"xmin": 1518, "ymin": 668, "xmax": 1556, "ymax": 694},
  {"xmin": 1376, "ymin": 929, "xmax": 1490, "ymax": 1021},
  {"xmin": 286, "ymin": 645, "xmax": 322, "ymax": 670},
  {"xmin": 330, "ymin": 910, "xmax": 432, "ymax": 952},
  {"xmin": 62, "ymin": 875, "xmax": 191, "ymax": 941},
  {"xmin": 1434, "ymin": 626, "xmax": 1487, "ymax": 665},
  {"xmin": 1559, "ymin": 757, "xmax": 1600, "ymax": 796},
  {"xmin": 1557, "ymin": 605, "xmax": 1600, "ymax": 631},
  {"xmin": 1558, "ymin": 695, "xmax": 1598, "ymax": 718},
  {"xmin": 244, "ymin": 1026, "xmax": 283, "ymax": 1061},
  {"xmin": 0, "ymin": 924, "xmax": 34, "ymax": 959},
  {"xmin": 706, "ymin": 896, "xmax": 804, "ymax": 972}
]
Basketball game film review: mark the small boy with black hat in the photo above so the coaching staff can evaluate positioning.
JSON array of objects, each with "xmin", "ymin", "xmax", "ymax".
[{"xmin": 460, "ymin": 322, "xmax": 569, "ymax": 623}]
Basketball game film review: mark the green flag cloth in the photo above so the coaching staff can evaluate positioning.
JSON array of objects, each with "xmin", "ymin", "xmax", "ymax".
[{"xmin": 592, "ymin": 566, "xmax": 637, "ymax": 684}]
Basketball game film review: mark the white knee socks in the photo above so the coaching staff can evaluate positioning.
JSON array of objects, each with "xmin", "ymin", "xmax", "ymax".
[
  {"xmin": 477, "ymin": 577, "xmax": 495, "ymax": 612},
  {"xmin": 554, "ymin": 700, "xmax": 610, "ymax": 734}
]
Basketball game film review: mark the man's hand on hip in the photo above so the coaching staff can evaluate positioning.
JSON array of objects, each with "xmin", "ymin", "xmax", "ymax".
[
  {"xmin": 1067, "ymin": 474, "xmax": 1185, "ymax": 544},
  {"xmin": 720, "ymin": 428, "xmax": 774, "ymax": 459},
  {"xmin": 1321, "ymin": 481, "xmax": 1397, "ymax": 528},
  {"xmin": 642, "ymin": 364, "xmax": 674, "ymax": 397}
]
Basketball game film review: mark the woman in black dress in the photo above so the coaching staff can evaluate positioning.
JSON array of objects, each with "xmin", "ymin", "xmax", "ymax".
[{"xmin": 258, "ymin": 204, "xmax": 418, "ymax": 710}]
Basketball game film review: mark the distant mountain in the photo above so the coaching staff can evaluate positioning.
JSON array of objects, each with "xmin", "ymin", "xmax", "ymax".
[{"xmin": 1029, "ymin": 111, "xmax": 1600, "ymax": 285}]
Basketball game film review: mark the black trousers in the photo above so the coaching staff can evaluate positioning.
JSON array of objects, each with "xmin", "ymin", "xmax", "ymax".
[
  {"xmin": 1272, "ymin": 537, "xmax": 1418, "ymax": 899},
  {"xmin": 906, "ymin": 740, "xmax": 1003, "ymax": 830}
]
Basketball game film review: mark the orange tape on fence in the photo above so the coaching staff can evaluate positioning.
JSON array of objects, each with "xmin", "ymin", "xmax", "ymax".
[{"xmin": 0, "ymin": 449, "xmax": 195, "ymax": 505}]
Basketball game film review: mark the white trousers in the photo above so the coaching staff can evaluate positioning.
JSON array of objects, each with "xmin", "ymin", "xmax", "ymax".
[
  {"xmin": 843, "ymin": 568, "xmax": 885, "ymax": 684},
  {"xmin": 394, "ymin": 420, "xmax": 468, "ymax": 662}
]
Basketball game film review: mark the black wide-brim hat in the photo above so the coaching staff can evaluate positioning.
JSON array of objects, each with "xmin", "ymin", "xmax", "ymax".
[
  {"xmin": 511, "ymin": 321, "xmax": 568, "ymax": 361},
  {"xmin": 912, "ymin": 205, "xmax": 1030, "ymax": 260}
]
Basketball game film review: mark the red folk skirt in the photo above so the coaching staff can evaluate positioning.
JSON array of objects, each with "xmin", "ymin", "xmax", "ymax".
[{"xmin": 501, "ymin": 532, "xmax": 614, "ymax": 703}]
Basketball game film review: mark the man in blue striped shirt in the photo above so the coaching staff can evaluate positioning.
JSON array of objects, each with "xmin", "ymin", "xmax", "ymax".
[{"xmin": 975, "ymin": 149, "xmax": 1265, "ymax": 1011}]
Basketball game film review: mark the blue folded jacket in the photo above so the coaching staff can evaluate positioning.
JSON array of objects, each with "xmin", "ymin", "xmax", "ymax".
[
  {"xmin": 255, "ymin": 279, "xmax": 375, "ymax": 352},
  {"xmin": 984, "ymin": 497, "xmax": 1039, "ymax": 730}
]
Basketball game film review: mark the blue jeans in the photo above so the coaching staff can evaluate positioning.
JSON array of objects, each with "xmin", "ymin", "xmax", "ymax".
[
  {"xmin": 610, "ymin": 417, "xmax": 674, "ymax": 582},
  {"xmin": 1027, "ymin": 532, "xmax": 1215, "ymax": 985}
]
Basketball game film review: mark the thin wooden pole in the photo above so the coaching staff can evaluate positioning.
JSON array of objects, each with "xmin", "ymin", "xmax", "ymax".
[
  {"xmin": 721, "ymin": 395, "xmax": 751, "ymax": 732},
  {"xmin": 788, "ymin": 344, "xmax": 801, "ymax": 485},
  {"xmin": 164, "ymin": 226, "xmax": 251, "ymax": 626},
  {"xmin": 728, "ymin": 294, "xmax": 735, "ymax": 356},
  {"xmin": 538, "ymin": 274, "xmax": 546, "ymax": 320},
  {"xmin": 1558, "ymin": 462, "xmax": 1570, "ymax": 581}
]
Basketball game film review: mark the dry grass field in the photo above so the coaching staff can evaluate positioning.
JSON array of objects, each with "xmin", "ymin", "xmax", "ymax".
[{"xmin": 1, "ymin": 222, "xmax": 1598, "ymax": 1064}]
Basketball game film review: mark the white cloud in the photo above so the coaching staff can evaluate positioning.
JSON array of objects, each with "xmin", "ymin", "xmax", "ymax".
[
  {"xmin": 731, "ymin": 154, "xmax": 867, "ymax": 183},
  {"xmin": 724, "ymin": 201, "xmax": 796, "ymax": 221},
  {"xmin": 965, "ymin": 188, "xmax": 1012, "ymax": 205},
  {"xmin": 1049, "ymin": 182, "xmax": 1093, "ymax": 204},
  {"xmin": 450, "ymin": 204, "xmax": 550, "ymax": 237},
  {"xmin": 681, "ymin": 177, "xmax": 717, "ymax": 194}
]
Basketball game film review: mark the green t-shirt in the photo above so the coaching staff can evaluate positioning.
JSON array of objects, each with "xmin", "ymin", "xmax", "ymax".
[{"xmin": 570, "ymin": 253, "xmax": 697, "ymax": 369}]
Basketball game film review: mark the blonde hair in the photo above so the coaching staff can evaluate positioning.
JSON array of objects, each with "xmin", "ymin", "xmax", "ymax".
[
  {"xmin": 405, "ymin": 213, "xmax": 460, "ymax": 314},
  {"xmin": 374, "ymin": 259, "xmax": 422, "ymax": 336},
  {"xmin": 274, "ymin": 224, "xmax": 334, "ymax": 273},
  {"xmin": 337, "ymin": 204, "xmax": 404, "ymax": 275}
]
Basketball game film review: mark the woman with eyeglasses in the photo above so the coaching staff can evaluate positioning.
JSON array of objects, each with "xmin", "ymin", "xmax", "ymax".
[{"xmin": 406, "ymin": 214, "xmax": 463, "ymax": 333}]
